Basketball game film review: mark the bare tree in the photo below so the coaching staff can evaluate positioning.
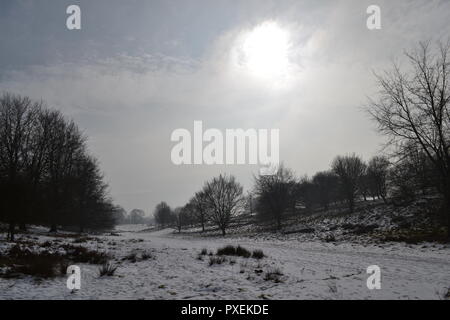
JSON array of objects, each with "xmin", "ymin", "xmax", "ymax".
[
  {"xmin": 254, "ymin": 165, "xmax": 296, "ymax": 230},
  {"xmin": 202, "ymin": 174, "xmax": 243, "ymax": 236},
  {"xmin": 366, "ymin": 156, "xmax": 390, "ymax": 203},
  {"xmin": 129, "ymin": 209, "xmax": 145, "ymax": 224},
  {"xmin": 44, "ymin": 111, "xmax": 85, "ymax": 232},
  {"xmin": 311, "ymin": 170, "xmax": 340, "ymax": 210},
  {"xmin": 154, "ymin": 201, "xmax": 172, "ymax": 227},
  {"xmin": 191, "ymin": 191, "xmax": 209, "ymax": 232},
  {"xmin": 172, "ymin": 207, "xmax": 184, "ymax": 233},
  {"xmin": 332, "ymin": 154, "xmax": 366, "ymax": 213},
  {"xmin": 0, "ymin": 93, "xmax": 42, "ymax": 240},
  {"xmin": 368, "ymin": 41, "xmax": 450, "ymax": 236}
]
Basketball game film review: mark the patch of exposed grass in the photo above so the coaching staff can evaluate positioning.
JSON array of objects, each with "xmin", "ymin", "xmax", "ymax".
[
  {"xmin": 380, "ymin": 228, "xmax": 448, "ymax": 244},
  {"xmin": 263, "ymin": 267, "xmax": 283, "ymax": 283},
  {"xmin": 209, "ymin": 256, "xmax": 226, "ymax": 266},
  {"xmin": 98, "ymin": 262, "xmax": 117, "ymax": 277}
]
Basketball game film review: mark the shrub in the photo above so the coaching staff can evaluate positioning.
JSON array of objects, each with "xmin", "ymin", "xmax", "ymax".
[
  {"xmin": 216, "ymin": 245, "xmax": 237, "ymax": 256},
  {"xmin": 98, "ymin": 262, "xmax": 117, "ymax": 277},
  {"xmin": 200, "ymin": 248, "xmax": 208, "ymax": 255},
  {"xmin": 264, "ymin": 267, "xmax": 283, "ymax": 283},
  {"xmin": 216, "ymin": 245, "xmax": 251, "ymax": 258},
  {"xmin": 123, "ymin": 252, "xmax": 138, "ymax": 263},
  {"xmin": 252, "ymin": 250, "xmax": 265, "ymax": 259},
  {"xmin": 235, "ymin": 246, "xmax": 251, "ymax": 258},
  {"xmin": 60, "ymin": 244, "xmax": 109, "ymax": 264},
  {"xmin": 209, "ymin": 256, "xmax": 226, "ymax": 266},
  {"xmin": 5, "ymin": 245, "xmax": 63, "ymax": 278},
  {"xmin": 141, "ymin": 252, "xmax": 152, "ymax": 260},
  {"xmin": 72, "ymin": 236, "xmax": 94, "ymax": 244}
]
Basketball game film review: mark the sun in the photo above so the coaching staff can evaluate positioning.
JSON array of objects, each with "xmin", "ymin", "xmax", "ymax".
[{"xmin": 237, "ymin": 21, "xmax": 291, "ymax": 80}]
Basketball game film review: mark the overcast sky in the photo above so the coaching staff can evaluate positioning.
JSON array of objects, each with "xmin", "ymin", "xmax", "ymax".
[{"xmin": 1, "ymin": 0, "xmax": 449, "ymax": 214}]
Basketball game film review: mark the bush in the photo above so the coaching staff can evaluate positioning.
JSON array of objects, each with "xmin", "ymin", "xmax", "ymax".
[
  {"xmin": 216, "ymin": 245, "xmax": 251, "ymax": 258},
  {"xmin": 200, "ymin": 248, "xmax": 208, "ymax": 255},
  {"xmin": 264, "ymin": 267, "xmax": 283, "ymax": 283},
  {"xmin": 72, "ymin": 236, "xmax": 94, "ymax": 244},
  {"xmin": 216, "ymin": 245, "xmax": 236, "ymax": 256},
  {"xmin": 98, "ymin": 262, "xmax": 117, "ymax": 277},
  {"xmin": 4, "ymin": 245, "xmax": 64, "ymax": 278},
  {"xmin": 252, "ymin": 250, "xmax": 265, "ymax": 259},
  {"xmin": 61, "ymin": 244, "xmax": 109, "ymax": 264},
  {"xmin": 141, "ymin": 252, "xmax": 152, "ymax": 260},
  {"xmin": 208, "ymin": 256, "xmax": 226, "ymax": 266},
  {"xmin": 123, "ymin": 252, "xmax": 138, "ymax": 263}
]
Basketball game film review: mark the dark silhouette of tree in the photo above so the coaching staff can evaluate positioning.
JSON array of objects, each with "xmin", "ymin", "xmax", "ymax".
[
  {"xmin": 172, "ymin": 207, "xmax": 185, "ymax": 233},
  {"xmin": 368, "ymin": 41, "xmax": 450, "ymax": 237},
  {"xmin": 332, "ymin": 154, "xmax": 366, "ymax": 213},
  {"xmin": 0, "ymin": 94, "xmax": 42, "ymax": 240},
  {"xmin": 154, "ymin": 201, "xmax": 172, "ymax": 227},
  {"xmin": 190, "ymin": 191, "xmax": 209, "ymax": 232},
  {"xmin": 112, "ymin": 206, "xmax": 127, "ymax": 225},
  {"xmin": 202, "ymin": 174, "xmax": 243, "ymax": 236},
  {"xmin": 311, "ymin": 171, "xmax": 340, "ymax": 210},
  {"xmin": 366, "ymin": 156, "xmax": 390, "ymax": 203},
  {"xmin": 254, "ymin": 165, "xmax": 296, "ymax": 230},
  {"xmin": 0, "ymin": 93, "xmax": 117, "ymax": 240}
]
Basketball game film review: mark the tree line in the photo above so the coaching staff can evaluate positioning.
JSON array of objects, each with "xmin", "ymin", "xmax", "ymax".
[
  {"xmin": 153, "ymin": 41, "xmax": 450, "ymax": 238},
  {"xmin": 0, "ymin": 93, "xmax": 117, "ymax": 241}
]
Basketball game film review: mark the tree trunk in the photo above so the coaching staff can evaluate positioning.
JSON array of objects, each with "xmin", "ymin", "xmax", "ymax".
[
  {"xmin": 7, "ymin": 222, "xmax": 15, "ymax": 242},
  {"xmin": 19, "ymin": 223, "xmax": 27, "ymax": 231},
  {"xmin": 49, "ymin": 224, "xmax": 57, "ymax": 233},
  {"xmin": 221, "ymin": 227, "xmax": 226, "ymax": 236}
]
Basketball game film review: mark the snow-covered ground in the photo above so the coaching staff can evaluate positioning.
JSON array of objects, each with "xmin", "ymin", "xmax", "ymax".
[{"xmin": 1, "ymin": 224, "xmax": 449, "ymax": 300}]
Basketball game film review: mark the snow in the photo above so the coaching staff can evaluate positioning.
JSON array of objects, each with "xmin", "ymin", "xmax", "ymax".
[{"xmin": 1, "ymin": 225, "xmax": 449, "ymax": 300}]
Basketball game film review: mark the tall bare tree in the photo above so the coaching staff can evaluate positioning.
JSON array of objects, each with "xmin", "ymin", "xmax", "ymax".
[
  {"xmin": 366, "ymin": 156, "xmax": 390, "ymax": 203},
  {"xmin": 154, "ymin": 201, "xmax": 172, "ymax": 227},
  {"xmin": 191, "ymin": 191, "xmax": 209, "ymax": 232},
  {"xmin": 332, "ymin": 154, "xmax": 366, "ymax": 213},
  {"xmin": 202, "ymin": 174, "xmax": 243, "ymax": 236},
  {"xmin": 368, "ymin": 41, "xmax": 450, "ymax": 236},
  {"xmin": 311, "ymin": 170, "xmax": 339, "ymax": 210},
  {"xmin": 254, "ymin": 165, "xmax": 296, "ymax": 229},
  {"xmin": 0, "ymin": 93, "xmax": 117, "ymax": 239},
  {"xmin": 0, "ymin": 93, "xmax": 42, "ymax": 240}
]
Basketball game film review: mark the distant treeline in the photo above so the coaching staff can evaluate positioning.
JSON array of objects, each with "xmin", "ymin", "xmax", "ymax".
[
  {"xmin": 0, "ymin": 93, "xmax": 118, "ymax": 241},
  {"xmin": 153, "ymin": 149, "xmax": 441, "ymax": 236}
]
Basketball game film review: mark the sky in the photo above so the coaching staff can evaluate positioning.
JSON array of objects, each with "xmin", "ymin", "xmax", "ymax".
[{"xmin": 1, "ymin": 0, "xmax": 449, "ymax": 215}]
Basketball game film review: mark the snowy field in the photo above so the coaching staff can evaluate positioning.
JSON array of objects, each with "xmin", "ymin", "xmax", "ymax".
[{"xmin": 0, "ymin": 225, "xmax": 449, "ymax": 300}]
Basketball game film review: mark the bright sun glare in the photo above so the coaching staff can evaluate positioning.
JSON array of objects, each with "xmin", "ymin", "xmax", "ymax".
[{"xmin": 238, "ymin": 21, "xmax": 291, "ymax": 80}]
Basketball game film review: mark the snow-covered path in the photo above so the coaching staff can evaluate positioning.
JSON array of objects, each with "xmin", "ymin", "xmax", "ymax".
[{"xmin": 1, "ymin": 227, "xmax": 449, "ymax": 300}]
